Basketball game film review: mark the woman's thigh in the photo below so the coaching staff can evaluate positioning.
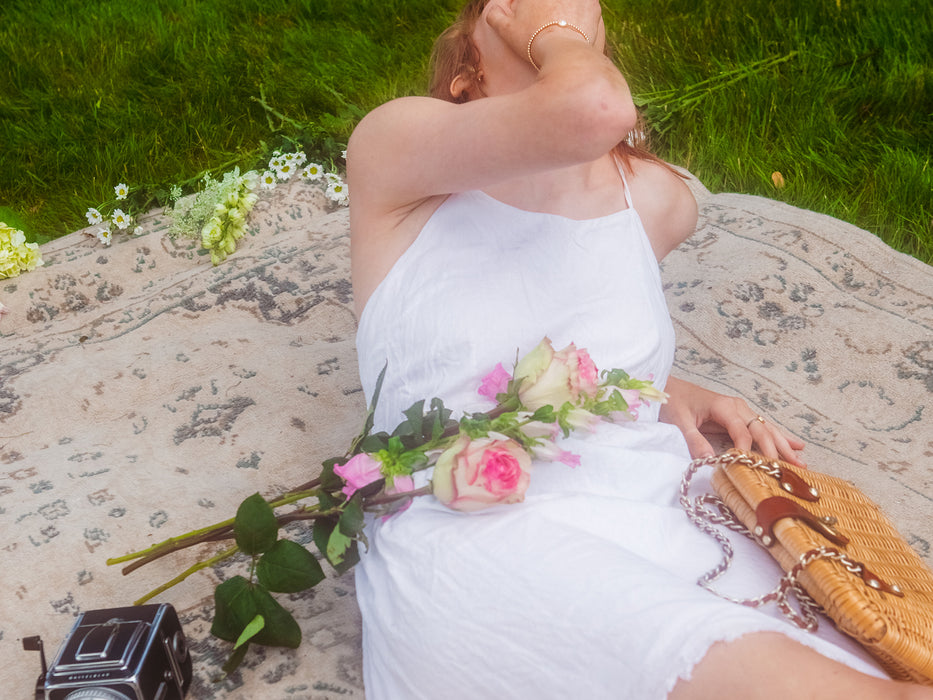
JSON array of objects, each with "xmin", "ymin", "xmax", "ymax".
[{"xmin": 669, "ymin": 631, "xmax": 933, "ymax": 700}]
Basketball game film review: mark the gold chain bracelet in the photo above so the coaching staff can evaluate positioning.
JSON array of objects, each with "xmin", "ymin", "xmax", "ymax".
[{"xmin": 526, "ymin": 20, "xmax": 590, "ymax": 71}]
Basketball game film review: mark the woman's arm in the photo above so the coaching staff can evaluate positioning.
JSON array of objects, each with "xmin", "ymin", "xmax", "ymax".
[
  {"xmin": 628, "ymin": 159, "xmax": 699, "ymax": 261},
  {"xmin": 659, "ymin": 376, "xmax": 807, "ymax": 467},
  {"xmin": 347, "ymin": 0, "xmax": 635, "ymax": 213}
]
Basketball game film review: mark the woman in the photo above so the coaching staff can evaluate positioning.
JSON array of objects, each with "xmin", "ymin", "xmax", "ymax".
[{"xmin": 346, "ymin": 1, "xmax": 932, "ymax": 697}]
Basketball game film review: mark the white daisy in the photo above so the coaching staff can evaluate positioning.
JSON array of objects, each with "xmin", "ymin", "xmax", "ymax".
[
  {"xmin": 273, "ymin": 161, "xmax": 295, "ymax": 180},
  {"xmin": 325, "ymin": 171, "xmax": 341, "ymax": 184},
  {"xmin": 96, "ymin": 227, "xmax": 113, "ymax": 246},
  {"xmin": 325, "ymin": 180, "xmax": 349, "ymax": 205},
  {"xmin": 260, "ymin": 171, "xmax": 277, "ymax": 190},
  {"xmin": 111, "ymin": 209, "xmax": 130, "ymax": 230},
  {"xmin": 133, "ymin": 226, "xmax": 144, "ymax": 236},
  {"xmin": 86, "ymin": 208, "xmax": 104, "ymax": 226},
  {"xmin": 302, "ymin": 163, "xmax": 323, "ymax": 181},
  {"xmin": 114, "ymin": 183, "xmax": 129, "ymax": 199}
]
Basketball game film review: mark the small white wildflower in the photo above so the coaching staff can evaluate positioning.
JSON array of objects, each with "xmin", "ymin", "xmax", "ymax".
[
  {"xmin": 302, "ymin": 163, "xmax": 323, "ymax": 181},
  {"xmin": 133, "ymin": 226, "xmax": 144, "ymax": 236},
  {"xmin": 269, "ymin": 155, "xmax": 285, "ymax": 170},
  {"xmin": 325, "ymin": 172, "xmax": 341, "ymax": 184},
  {"xmin": 111, "ymin": 209, "xmax": 130, "ymax": 230},
  {"xmin": 341, "ymin": 149, "xmax": 347, "ymax": 160},
  {"xmin": 260, "ymin": 171, "xmax": 277, "ymax": 190},
  {"xmin": 114, "ymin": 183, "xmax": 129, "ymax": 199},
  {"xmin": 96, "ymin": 227, "xmax": 113, "ymax": 246},
  {"xmin": 283, "ymin": 152, "xmax": 297, "ymax": 163},
  {"xmin": 293, "ymin": 151, "xmax": 307, "ymax": 166},
  {"xmin": 325, "ymin": 179, "xmax": 349, "ymax": 205},
  {"xmin": 85, "ymin": 207, "xmax": 103, "ymax": 226},
  {"xmin": 273, "ymin": 161, "xmax": 296, "ymax": 180}
]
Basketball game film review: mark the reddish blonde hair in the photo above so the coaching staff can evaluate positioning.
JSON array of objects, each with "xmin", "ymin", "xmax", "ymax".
[{"xmin": 428, "ymin": 0, "xmax": 668, "ymax": 173}]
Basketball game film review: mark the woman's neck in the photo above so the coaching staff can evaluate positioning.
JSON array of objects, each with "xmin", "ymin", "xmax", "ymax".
[{"xmin": 481, "ymin": 154, "xmax": 629, "ymax": 219}]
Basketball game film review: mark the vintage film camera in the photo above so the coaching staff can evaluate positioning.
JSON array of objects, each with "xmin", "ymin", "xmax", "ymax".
[{"xmin": 23, "ymin": 603, "xmax": 192, "ymax": 700}]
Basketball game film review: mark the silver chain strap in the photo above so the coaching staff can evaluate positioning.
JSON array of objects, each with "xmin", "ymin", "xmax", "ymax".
[{"xmin": 681, "ymin": 453, "xmax": 869, "ymax": 632}]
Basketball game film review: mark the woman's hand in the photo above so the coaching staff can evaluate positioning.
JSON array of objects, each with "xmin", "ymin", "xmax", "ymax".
[
  {"xmin": 485, "ymin": 0, "xmax": 605, "ymax": 66},
  {"xmin": 659, "ymin": 376, "xmax": 806, "ymax": 467}
]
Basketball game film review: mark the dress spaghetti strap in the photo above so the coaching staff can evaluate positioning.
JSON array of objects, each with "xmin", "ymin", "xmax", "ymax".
[{"xmin": 614, "ymin": 156, "xmax": 635, "ymax": 210}]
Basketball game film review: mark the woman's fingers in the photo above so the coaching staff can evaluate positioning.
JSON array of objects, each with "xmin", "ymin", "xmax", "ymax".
[
  {"xmin": 680, "ymin": 424, "xmax": 716, "ymax": 460},
  {"xmin": 745, "ymin": 415, "xmax": 807, "ymax": 468},
  {"xmin": 486, "ymin": 0, "xmax": 603, "ymax": 54}
]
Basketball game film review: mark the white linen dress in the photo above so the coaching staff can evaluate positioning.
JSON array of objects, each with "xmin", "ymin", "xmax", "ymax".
[{"xmin": 353, "ymin": 169, "xmax": 887, "ymax": 699}]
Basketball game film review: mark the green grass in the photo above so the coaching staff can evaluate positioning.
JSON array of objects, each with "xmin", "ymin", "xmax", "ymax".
[{"xmin": 1, "ymin": 0, "xmax": 931, "ymax": 263}]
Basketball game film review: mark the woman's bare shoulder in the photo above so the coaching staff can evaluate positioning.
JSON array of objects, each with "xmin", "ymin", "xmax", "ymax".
[{"xmin": 628, "ymin": 158, "xmax": 698, "ymax": 260}]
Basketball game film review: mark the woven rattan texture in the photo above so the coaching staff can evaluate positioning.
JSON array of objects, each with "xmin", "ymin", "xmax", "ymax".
[{"xmin": 712, "ymin": 450, "xmax": 933, "ymax": 684}]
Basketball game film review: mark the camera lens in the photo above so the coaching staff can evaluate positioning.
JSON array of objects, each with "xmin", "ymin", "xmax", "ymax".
[{"xmin": 63, "ymin": 689, "xmax": 133, "ymax": 700}]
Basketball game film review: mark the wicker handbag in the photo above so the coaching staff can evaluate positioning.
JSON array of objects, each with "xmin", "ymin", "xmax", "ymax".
[{"xmin": 681, "ymin": 448, "xmax": 933, "ymax": 685}]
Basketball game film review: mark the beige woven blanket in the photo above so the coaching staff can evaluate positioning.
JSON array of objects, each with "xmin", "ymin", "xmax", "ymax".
[{"xmin": 2, "ymin": 175, "xmax": 931, "ymax": 698}]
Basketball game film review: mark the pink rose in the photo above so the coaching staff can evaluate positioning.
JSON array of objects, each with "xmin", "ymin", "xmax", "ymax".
[
  {"xmin": 333, "ymin": 452, "xmax": 382, "ymax": 498},
  {"xmin": 513, "ymin": 338, "xmax": 600, "ymax": 411},
  {"xmin": 565, "ymin": 345, "xmax": 600, "ymax": 398},
  {"xmin": 478, "ymin": 362, "xmax": 512, "ymax": 402},
  {"xmin": 432, "ymin": 434, "xmax": 533, "ymax": 512}
]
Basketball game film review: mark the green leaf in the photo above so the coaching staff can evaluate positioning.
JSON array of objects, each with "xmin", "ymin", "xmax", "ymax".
[
  {"xmin": 338, "ymin": 497, "xmax": 365, "ymax": 538},
  {"xmin": 327, "ymin": 526, "xmax": 353, "ymax": 566},
  {"xmin": 318, "ymin": 459, "xmax": 344, "ymax": 493},
  {"xmin": 359, "ymin": 433, "xmax": 389, "ymax": 454},
  {"xmin": 234, "ymin": 493, "xmax": 279, "ymax": 555},
  {"xmin": 427, "ymin": 397, "xmax": 454, "ymax": 440},
  {"xmin": 234, "ymin": 614, "xmax": 265, "ymax": 649},
  {"xmin": 210, "ymin": 576, "xmax": 302, "ymax": 649},
  {"xmin": 256, "ymin": 539, "xmax": 326, "ymax": 593},
  {"xmin": 312, "ymin": 516, "xmax": 337, "ymax": 559},
  {"xmin": 250, "ymin": 587, "xmax": 302, "ymax": 648},
  {"xmin": 316, "ymin": 488, "xmax": 339, "ymax": 512},
  {"xmin": 356, "ymin": 362, "xmax": 387, "ymax": 446},
  {"xmin": 313, "ymin": 515, "xmax": 362, "ymax": 575},
  {"xmin": 393, "ymin": 400, "xmax": 425, "ymax": 438},
  {"xmin": 211, "ymin": 576, "xmax": 257, "ymax": 643},
  {"xmin": 530, "ymin": 405, "xmax": 556, "ymax": 423},
  {"xmin": 600, "ymin": 367, "xmax": 632, "ymax": 385}
]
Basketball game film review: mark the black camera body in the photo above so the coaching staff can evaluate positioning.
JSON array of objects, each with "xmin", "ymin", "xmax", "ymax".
[{"xmin": 24, "ymin": 603, "xmax": 192, "ymax": 700}]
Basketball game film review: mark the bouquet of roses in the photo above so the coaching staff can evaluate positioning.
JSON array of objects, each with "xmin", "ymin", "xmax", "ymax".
[{"xmin": 109, "ymin": 337, "xmax": 667, "ymax": 672}]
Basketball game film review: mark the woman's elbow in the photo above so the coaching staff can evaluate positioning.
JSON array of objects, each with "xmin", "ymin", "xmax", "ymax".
[{"xmin": 567, "ymin": 75, "xmax": 638, "ymax": 153}]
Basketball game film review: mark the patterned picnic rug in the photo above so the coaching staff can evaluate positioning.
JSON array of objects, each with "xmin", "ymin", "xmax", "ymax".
[{"xmin": 1, "ymin": 174, "xmax": 931, "ymax": 698}]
